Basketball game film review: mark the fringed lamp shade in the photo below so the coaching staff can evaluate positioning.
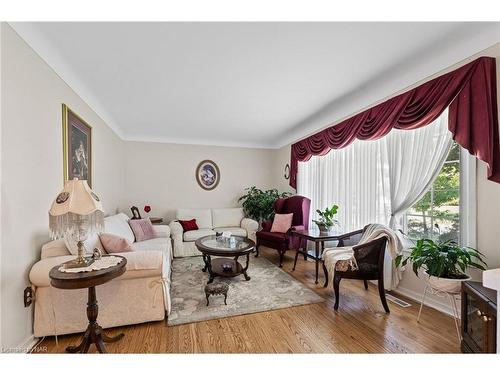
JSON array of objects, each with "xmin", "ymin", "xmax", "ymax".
[{"xmin": 49, "ymin": 178, "xmax": 104, "ymax": 241}]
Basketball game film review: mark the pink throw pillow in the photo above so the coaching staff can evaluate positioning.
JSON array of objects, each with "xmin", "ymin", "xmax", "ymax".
[
  {"xmin": 270, "ymin": 213, "xmax": 294, "ymax": 233},
  {"xmin": 129, "ymin": 218, "xmax": 156, "ymax": 242},
  {"xmin": 99, "ymin": 233, "xmax": 132, "ymax": 253}
]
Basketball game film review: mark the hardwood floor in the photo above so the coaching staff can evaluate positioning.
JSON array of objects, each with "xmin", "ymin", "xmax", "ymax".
[{"xmin": 36, "ymin": 248, "xmax": 461, "ymax": 353}]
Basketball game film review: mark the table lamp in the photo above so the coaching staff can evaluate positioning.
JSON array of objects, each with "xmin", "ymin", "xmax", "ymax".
[{"xmin": 49, "ymin": 178, "xmax": 104, "ymax": 268}]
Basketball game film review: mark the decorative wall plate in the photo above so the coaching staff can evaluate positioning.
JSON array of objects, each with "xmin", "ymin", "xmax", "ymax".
[
  {"xmin": 196, "ymin": 160, "xmax": 220, "ymax": 190},
  {"xmin": 284, "ymin": 163, "xmax": 290, "ymax": 180}
]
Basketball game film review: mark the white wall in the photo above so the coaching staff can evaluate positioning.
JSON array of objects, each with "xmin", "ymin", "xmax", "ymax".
[
  {"xmin": 0, "ymin": 23, "xmax": 126, "ymax": 351},
  {"xmin": 122, "ymin": 141, "xmax": 275, "ymax": 222},
  {"xmin": 272, "ymin": 43, "xmax": 500, "ymax": 315}
]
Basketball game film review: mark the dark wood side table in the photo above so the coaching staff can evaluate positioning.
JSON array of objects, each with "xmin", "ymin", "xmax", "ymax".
[
  {"xmin": 149, "ymin": 217, "xmax": 164, "ymax": 224},
  {"xmin": 290, "ymin": 229, "xmax": 346, "ymax": 284},
  {"xmin": 49, "ymin": 256, "xmax": 127, "ymax": 353}
]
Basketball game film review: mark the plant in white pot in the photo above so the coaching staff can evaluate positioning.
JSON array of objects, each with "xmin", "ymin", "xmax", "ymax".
[
  {"xmin": 312, "ymin": 204, "xmax": 339, "ymax": 233},
  {"xmin": 395, "ymin": 239, "xmax": 487, "ymax": 293}
]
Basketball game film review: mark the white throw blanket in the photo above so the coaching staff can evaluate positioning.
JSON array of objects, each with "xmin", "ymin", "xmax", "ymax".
[{"xmin": 322, "ymin": 223, "xmax": 403, "ymax": 289}]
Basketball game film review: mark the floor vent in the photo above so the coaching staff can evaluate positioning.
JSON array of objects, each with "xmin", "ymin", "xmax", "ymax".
[{"xmin": 386, "ymin": 293, "xmax": 412, "ymax": 308}]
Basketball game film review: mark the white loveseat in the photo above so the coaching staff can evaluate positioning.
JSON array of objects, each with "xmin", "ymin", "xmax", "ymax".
[
  {"xmin": 29, "ymin": 213, "xmax": 172, "ymax": 337},
  {"xmin": 169, "ymin": 208, "xmax": 258, "ymax": 257}
]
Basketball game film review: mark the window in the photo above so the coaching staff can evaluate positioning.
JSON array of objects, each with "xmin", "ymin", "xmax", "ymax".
[{"xmin": 405, "ymin": 142, "xmax": 460, "ymax": 243}]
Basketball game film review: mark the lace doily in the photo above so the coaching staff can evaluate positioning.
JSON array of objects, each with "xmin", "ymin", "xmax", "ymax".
[{"xmin": 59, "ymin": 256, "xmax": 123, "ymax": 273}]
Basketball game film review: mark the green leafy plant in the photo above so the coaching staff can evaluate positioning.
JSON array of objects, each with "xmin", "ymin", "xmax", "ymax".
[
  {"xmin": 395, "ymin": 239, "xmax": 486, "ymax": 279},
  {"xmin": 238, "ymin": 186, "xmax": 292, "ymax": 222},
  {"xmin": 312, "ymin": 204, "xmax": 339, "ymax": 229}
]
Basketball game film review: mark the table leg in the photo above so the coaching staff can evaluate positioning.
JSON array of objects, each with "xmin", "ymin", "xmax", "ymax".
[
  {"xmin": 323, "ymin": 262, "xmax": 329, "ymax": 288},
  {"xmin": 293, "ymin": 238, "xmax": 302, "ymax": 271},
  {"xmin": 242, "ymin": 253, "xmax": 251, "ymax": 281},
  {"xmin": 314, "ymin": 242, "xmax": 320, "ymax": 284},
  {"xmin": 65, "ymin": 286, "xmax": 124, "ymax": 354},
  {"xmin": 202, "ymin": 254, "xmax": 208, "ymax": 272},
  {"xmin": 101, "ymin": 330, "xmax": 125, "ymax": 343},
  {"xmin": 66, "ymin": 330, "xmax": 90, "ymax": 353},
  {"xmin": 206, "ymin": 255, "xmax": 215, "ymax": 284}
]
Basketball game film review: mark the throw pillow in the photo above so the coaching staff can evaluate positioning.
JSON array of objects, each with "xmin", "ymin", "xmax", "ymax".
[
  {"xmin": 129, "ymin": 218, "xmax": 156, "ymax": 242},
  {"xmin": 270, "ymin": 213, "xmax": 294, "ymax": 233},
  {"xmin": 99, "ymin": 233, "xmax": 133, "ymax": 253},
  {"xmin": 178, "ymin": 219, "xmax": 199, "ymax": 232}
]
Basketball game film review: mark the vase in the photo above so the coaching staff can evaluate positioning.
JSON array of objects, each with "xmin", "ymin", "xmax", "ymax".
[
  {"xmin": 426, "ymin": 272, "xmax": 471, "ymax": 293},
  {"xmin": 316, "ymin": 224, "xmax": 332, "ymax": 234}
]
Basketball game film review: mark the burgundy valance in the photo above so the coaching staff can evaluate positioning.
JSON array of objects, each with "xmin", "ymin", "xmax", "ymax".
[{"xmin": 290, "ymin": 56, "xmax": 499, "ymax": 189}]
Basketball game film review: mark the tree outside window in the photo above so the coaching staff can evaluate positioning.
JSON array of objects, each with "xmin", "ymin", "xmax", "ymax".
[{"xmin": 405, "ymin": 142, "xmax": 460, "ymax": 243}]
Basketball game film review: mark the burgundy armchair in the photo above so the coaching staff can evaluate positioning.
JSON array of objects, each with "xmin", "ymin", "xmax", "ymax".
[{"xmin": 255, "ymin": 195, "xmax": 311, "ymax": 267}]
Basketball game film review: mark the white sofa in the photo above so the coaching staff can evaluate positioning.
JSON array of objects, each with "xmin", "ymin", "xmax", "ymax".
[
  {"xmin": 29, "ymin": 213, "xmax": 172, "ymax": 337},
  {"xmin": 169, "ymin": 208, "xmax": 258, "ymax": 257}
]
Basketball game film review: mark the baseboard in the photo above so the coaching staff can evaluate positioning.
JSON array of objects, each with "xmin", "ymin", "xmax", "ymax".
[
  {"xmin": 16, "ymin": 335, "xmax": 38, "ymax": 354},
  {"xmin": 394, "ymin": 286, "xmax": 457, "ymax": 317}
]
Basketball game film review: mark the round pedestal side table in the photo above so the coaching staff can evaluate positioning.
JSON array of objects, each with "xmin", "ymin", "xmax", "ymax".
[{"xmin": 49, "ymin": 255, "xmax": 127, "ymax": 354}]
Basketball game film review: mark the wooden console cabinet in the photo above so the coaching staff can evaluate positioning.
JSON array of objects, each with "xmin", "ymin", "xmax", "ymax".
[{"xmin": 461, "ymin": 281, "xmax": 497, "ymax": 353}]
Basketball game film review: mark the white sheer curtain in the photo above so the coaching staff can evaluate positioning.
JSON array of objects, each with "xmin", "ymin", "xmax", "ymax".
[
  {"xmin": 386, "ymin": 110, "xmax": 452, "ymax": 228},
  {"xmin": 297, "ymin": 109, "xmax": 452, "ymax": 289}
]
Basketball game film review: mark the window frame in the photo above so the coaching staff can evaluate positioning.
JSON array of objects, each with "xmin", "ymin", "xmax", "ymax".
[{"xmin": 403, "ymin": 146, "xmax": 476, "ymax": 247}]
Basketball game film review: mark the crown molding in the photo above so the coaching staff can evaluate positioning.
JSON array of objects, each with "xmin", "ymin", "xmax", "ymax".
[{"xmin": 122, "ymin": 134, "xmax": 278, "ymax": 149}]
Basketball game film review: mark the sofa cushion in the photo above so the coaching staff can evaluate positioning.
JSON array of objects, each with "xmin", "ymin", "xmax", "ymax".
[
  {"xmin": 256, "ymin": 231, "xmax": 286, "ymax": 243},
  {"xmin": 104, "ymin": 213, "xmax": 135, "ymax": 243},
  {"xmin": 153, "ymin": 225, "xmax": 170, "ymax": 238},
  {"xmin": 183, "ymin": 229, "xmax": 216, "ymax": 242},
  {"xmin": 176, "ymin": 209, "xmax": 212, "ymax": 229},
  {"xmin": 212, "ymin": 208, "xmax": 244, "ymax": 228},
  {"xmin": 131, "ymin": 237, "xmax": 171, "ymax": 254},
  {"xmin": 129, "ymin": 218, "xmax": 156, "ymax": 242},
  {"xmin": 212, "ymin": 227, "xmax": 247, "ymax": 237}
]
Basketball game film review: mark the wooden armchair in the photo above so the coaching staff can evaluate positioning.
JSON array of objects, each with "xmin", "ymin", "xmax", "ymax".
[
  {"xmin": 322, "ymin": 226, "xmax": 366, "ymax": 287},
  {"xmin": 332, "ymin": 236, "xmax": 390, "ymax": 313}
]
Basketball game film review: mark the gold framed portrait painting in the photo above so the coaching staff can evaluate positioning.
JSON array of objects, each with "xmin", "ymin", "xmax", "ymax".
[{"xmin": 62, "ymin": 104, "xmax": 93, "ymax": 187}]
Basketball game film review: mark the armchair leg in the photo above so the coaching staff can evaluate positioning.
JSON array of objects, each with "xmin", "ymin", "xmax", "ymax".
[
  {"xmin": 378, "ymin": 277, "xmax": 390, "ymax": 313},
  {"xmin": 363, "ymin": 280, "xmax": 369, "ymax": 290},
  {"xmin": 278, "ymin": 250, "xmax": 284, "ymax": 268},
  {"xmin": 333, "ymin": 275, "xmax": 341, "ymax": 310},
  {"xmin": 292, "ymin": 249, "xmax": 299, "ymax": 271},
  {"xmin": 322, "ymin": 261, "xmax": 329, "ymax": 288},
  {"xmin": 255, "ymin": 245, "xmax": 259, "ymax": 258}
]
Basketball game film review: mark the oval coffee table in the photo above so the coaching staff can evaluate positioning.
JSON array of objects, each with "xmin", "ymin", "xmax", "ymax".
[{"xmin": 195, "ymin": 235, "xmax": 255, "ymax": 283}]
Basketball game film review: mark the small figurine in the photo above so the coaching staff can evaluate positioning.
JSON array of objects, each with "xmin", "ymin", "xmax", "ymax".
[{"xmin": 92, "ymin": 248, "xmax": 102, "ymax": 260}]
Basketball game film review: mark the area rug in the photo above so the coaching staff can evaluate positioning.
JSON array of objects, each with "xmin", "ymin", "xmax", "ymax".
[{"xmin": 167, "ymin": 256, "xmax": 324, "ymax": 326}]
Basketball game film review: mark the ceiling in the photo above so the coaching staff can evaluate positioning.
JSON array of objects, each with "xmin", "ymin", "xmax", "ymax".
[{"xmin": 10, "ymin": 22, "xmax": 500, "ymax": 148}]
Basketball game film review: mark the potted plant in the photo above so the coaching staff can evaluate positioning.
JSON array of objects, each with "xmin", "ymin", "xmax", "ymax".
[
  {"xmin": 312, "ymin": 204, "xmax": 339, "ymax": 233},
  {"xmin": 395, "ymin": 239, "xmax": 487, "ymax": 293},
  {"xmin": 238, "ymin": 186, "xmax": 292, "ymax": 223}
]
